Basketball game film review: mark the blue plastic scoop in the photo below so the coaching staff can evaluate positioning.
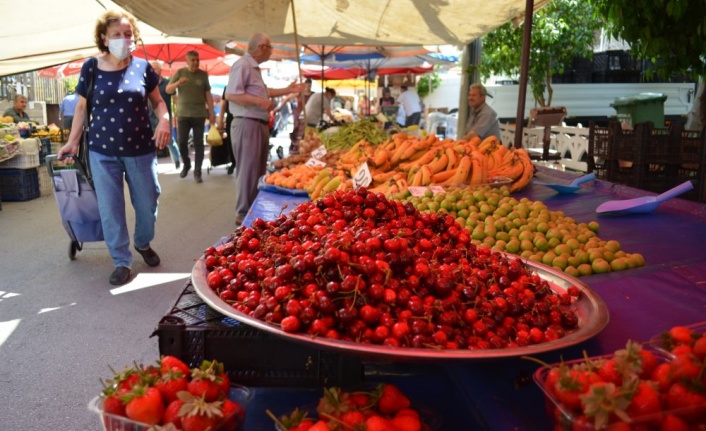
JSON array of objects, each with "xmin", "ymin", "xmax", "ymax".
[
  {"xmin": 596, "ymin": 181, "xmax": 694, "ymax": 214},
  {"xmin": 535, "ymin": 172, "xmax": 596, "ymax": 193}
]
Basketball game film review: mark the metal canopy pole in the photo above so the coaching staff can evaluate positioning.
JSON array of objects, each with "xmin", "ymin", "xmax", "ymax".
[{"xmin": 513, "ymin": 0, "xmax": 535, "ymax": 149}]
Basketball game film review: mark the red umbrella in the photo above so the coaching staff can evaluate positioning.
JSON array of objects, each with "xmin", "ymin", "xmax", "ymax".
[
  {"xmin": 37, "ymin": 46, "xmax": 233, "ymax": 78},
  {"xmin": 132, "ymin": 42, "xmax": 225, "ymax": 65},
  {"xmin": 37, "ymin": 58, "xmax": 92, "ymax": 78},
  {"xmin": 162, "ymin": 54, "xmax": 238, "ymax": 76}
]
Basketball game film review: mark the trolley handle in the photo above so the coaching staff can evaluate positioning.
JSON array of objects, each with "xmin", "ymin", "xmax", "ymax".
[{"xmin": 45, "ymin": 154, "xmax": 90, "ymax": 180}]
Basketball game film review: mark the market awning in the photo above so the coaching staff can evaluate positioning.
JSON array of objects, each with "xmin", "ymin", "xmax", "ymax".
[
  {"xmin": 0, "ymin": 0, "xmax": 215, "ymax": 76},
  {"xmin": 116, "ymin": 0, "xmax": 551, "ymax": 46}
]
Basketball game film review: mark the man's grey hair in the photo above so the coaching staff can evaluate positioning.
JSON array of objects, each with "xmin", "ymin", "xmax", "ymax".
[
  {"xmin": 14, "ymin": 94, "xmax": 27, "ymax": 102},
  {"xmin": 470, "ymin": 83, "xmax": 487, "ymax": 96},
  {"xmin": 248, "ymin": 33, "xmax": 269, "ymax": 53}
]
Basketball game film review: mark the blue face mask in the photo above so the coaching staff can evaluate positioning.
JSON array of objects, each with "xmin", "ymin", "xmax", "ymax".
[{"xmin": 108, "ymin": 38, "xmax": 135, "ymax": 60}]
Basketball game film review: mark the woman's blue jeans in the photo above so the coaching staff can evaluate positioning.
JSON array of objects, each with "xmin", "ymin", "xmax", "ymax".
[{"xmin": 89, "ymin": 151, "xmax": 161, "ymax": 268}]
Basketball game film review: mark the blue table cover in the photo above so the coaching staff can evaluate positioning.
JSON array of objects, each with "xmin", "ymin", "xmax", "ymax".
[{"xmin": 235, "ymin": 168, "xmax": 706, "ymax": 430}]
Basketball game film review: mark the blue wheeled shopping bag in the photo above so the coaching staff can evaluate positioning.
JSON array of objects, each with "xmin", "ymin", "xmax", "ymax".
[{"xmin": 46, "ymin": 155, "xmax": 103, "ymax": 260}]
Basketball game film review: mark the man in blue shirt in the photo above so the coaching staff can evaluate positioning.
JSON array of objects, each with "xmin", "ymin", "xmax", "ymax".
[{"xmin": 59, "ymin": 88, "xmax": 79, "ymax": 130}]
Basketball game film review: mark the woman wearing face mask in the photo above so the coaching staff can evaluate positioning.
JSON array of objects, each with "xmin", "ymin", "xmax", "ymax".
[{"xmin": 57, "ymin": 10, "xmax": 171, "ymax": 286}]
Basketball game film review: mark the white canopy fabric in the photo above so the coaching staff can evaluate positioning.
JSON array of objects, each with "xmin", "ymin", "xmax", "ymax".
[
  {"xmin": 0, "ymin": 0, "xmax": 209, "ymax": 76},
  {"xmin": 1, "ymin": 0, "xmax": 549, "ymax": 76},
  {"xmin": 119, "ymin": 0, "xmax": 550, "ymax": 46}
]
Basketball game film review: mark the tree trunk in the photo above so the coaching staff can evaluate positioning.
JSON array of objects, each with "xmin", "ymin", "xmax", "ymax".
[{"xmin": 684, "ymin": 76, "xmax": 704, "ymax": 130}]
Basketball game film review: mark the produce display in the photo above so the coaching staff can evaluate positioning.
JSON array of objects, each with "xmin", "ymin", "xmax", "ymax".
[
  {"xmin": 0, "ymin": 123, "xmax": 21, "ymax": 162},
  {"xmin": 92, "ymin": 356, "xmax": 248, "ymax": 431},
  {"xmin": 394, "ymin": 186, "xmax": 645, "ymax": 277},
  {"xmin": 534, "ymin": 324, "xmax": 706, "ymax": 430},
  {"xmin": 31, "ymin": 124, "xmax": 63, "ymax": 142},
  {"xmin": 319, "ymin": 119, "xmax": 390, "ymax": 151},
  {"xmin": 266, "ymin": 132, "xmax": 535, "ymax": 203},
  {"xmin": 269, "ymin": 383, "xmax": 430, "ymax": 431},
  {"xmin": 203, "ymin": 187, "xmax": 587, "ymax": 351}
]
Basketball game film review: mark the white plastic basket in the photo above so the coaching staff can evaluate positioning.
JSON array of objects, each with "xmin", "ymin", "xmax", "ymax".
[{"xmin": 0, "ymin": 152, "xmax": 40, "ymax": 169}]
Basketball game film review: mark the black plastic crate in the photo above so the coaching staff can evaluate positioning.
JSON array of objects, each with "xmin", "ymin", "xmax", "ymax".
[
  {"xmin": 613, "ymin": 127, "xmax": 641, "ymax": 163},
  {"xmin": 642, "ymin": 122, "xmax": 679, "ymax": 165},
  {"xmin": 153, "ymin": 282, "xmax": 363, "ymax": 388},
  {"xmin": 0, "ymin": 168, "xmax": 40, "ymax": 201}
]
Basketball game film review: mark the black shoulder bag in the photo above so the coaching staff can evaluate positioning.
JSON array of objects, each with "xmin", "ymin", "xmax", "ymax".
[{"xmin": 78, "ymin": 57, "xmax": 97, "ymax": 187}]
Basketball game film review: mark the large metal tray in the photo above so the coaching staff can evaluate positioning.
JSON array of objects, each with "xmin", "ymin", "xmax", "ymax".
[{"xmin": 192, "ymin": 256, "xmax": 609, "ymax": 361}]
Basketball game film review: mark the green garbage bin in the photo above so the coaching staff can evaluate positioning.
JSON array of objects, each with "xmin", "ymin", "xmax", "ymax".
[{"xmin": 610, "ymin": 92, "xmax": 668, "ymax": 127}]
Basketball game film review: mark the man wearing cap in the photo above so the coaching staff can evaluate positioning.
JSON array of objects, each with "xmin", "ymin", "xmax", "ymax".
[{"xmin": 461, "ymin": 83, "xmax": 500, "ymax": 141}]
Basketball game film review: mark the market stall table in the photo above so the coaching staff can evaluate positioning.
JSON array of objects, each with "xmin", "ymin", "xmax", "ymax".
[{"xmin": 172, "ymin": 166, "xmax": 706, "ymax": 430}]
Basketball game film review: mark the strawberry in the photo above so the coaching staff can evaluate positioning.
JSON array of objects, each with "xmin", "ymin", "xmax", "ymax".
[
  {"xmin": 340, "ymin": 410, "xmax": 367, "ymax": 427},
  {"xmin": 178, "ymin": 391, "xmax": 225, "ymax": 431},
  {"xmin": 289, "ymin": 420, "xmax": 316, "ymax": 431},
  {"xmin": 122, "ymin": 385, "xmax": 165, "ymax": 425},
  {"xmin": 220, "ymin": 398, "xmax": 244, "ymax": 431},
  {"xmin": 395, "ymin": 408, "xmax": 419, "ymax": 418},
  {"xmin": 365, "ymin": 414, "xmax": 398, "ymax": 431},
  {"xmin": 668, "ymin": 353, "xmax": 701, "ymax": 382},
  {"xmin": 101, "ymin": 386, "xmax": 127, "ymax": 431},
  {"xmin": 189, "ymin": 360, "xmax": 229, "ymax": 401},
  {"xmin": 349, "ymin": 392, "xmax": 372, "ymax": 409},
  {"xmin": 668, "ymin": 326, "xmax": 695, "ymax": 346},
  {"xmin": 597, "ymin": 358, "xmax": 622, "ymax": 385},
  {"xmin": 660, "ymin": 414, "xmax": 690, "ymax": 431},
  {"xmin": 666, "ymin": 382, "xmax": 706, "ymax": 422},
  {"xmin": 316, "ymin": 387, "xmax": 354, "ymax": 418},
  {"xmin": 114, "ymin": 368, "xmax": 142, "ymax": 391},
  {"xmin": 693, "ymin": 336, "xmax": 706, "ymax": 360},
  {"xmin": 650, "ymin": 362, "xmax": 672, "ymax": 392},
  {"xmin": 308, "ymin": 420, "xmax": 332, "ymax": 431},
  {"xmin": 625, "ymin": 381, "xmax": 661, "ymax": 423},
  {"xmin": 637, "ymin": 349, "xmax": 658, "ymax": 380},
  {"xmin": 391, "ymin": 410, "xmax": 421, "ymax": 431},
  {"xmin": 277, "ymin": 407, "xmax": 313, "ymax": 431},
  {"xmin": 579, "ymin": 381, "xmax": 630, "ymax": 430},
  {"xmin": 155, "ymin": 369, "xmax": 188, "ymax": 404},
  {"xmin": 161, "ymin": 355, "xmax": 191, "ymax": 375},
  {"xmin": 162, "ymin": 399, "xmax": 184, "ymax": 428},
  {"xmin": 375, "ymin": 383, "xmax": 411, "ymax": 415}
]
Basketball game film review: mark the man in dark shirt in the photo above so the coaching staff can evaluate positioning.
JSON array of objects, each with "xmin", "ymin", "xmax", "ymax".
[{"xmin": 3, "ymin": 95, "xmax": 31, "ymax": 123}]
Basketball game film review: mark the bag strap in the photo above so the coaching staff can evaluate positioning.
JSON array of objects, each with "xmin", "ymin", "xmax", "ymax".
[{"xmin": 79, "ymin": 57, "xmax": 97, "ymax": 186}]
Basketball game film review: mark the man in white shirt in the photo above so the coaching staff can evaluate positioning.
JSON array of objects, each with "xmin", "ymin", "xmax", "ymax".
[
  {"xmin": 305, "ymin": 87, "xmax": 335, "ymax": 127},
  {"xmin": 396, "ymin": 85, "xmax": 422, "ymax": 126}
]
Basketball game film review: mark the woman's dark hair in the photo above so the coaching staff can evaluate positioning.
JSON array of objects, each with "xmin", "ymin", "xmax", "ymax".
[{"xmin": 94, "ymin": 10, "xmax": 140, "ymax": 53}]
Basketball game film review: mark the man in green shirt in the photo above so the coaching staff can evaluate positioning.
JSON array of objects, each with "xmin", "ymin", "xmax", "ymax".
[
  {"xmin": 166, "ymin": 51, "xmax": 215, "ymax": 183},
  {"xmin": 3, "ymin": 95, "xmax": 32, "ymax": 123}
]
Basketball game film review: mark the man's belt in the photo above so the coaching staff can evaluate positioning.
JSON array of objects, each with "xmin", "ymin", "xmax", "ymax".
[{"xmin": 234, "ymin": 116, "xmax": 269, "ymax": 126}]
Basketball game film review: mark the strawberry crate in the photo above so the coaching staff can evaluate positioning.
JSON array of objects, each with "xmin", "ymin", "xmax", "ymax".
[
  {"xmin": 89, "ymin": 384, "xmax": 252, "ymax": 431},
  {"xmin": 0, "ymin": 168, "xmax": 40, "ymax": 201},
  {"xmin": 533, "ymin": 346, "xmax": 706, "ymax": 430},
  {"xmin": 153, "ymin": 281, "xmax": 363, "ymax": 388}
]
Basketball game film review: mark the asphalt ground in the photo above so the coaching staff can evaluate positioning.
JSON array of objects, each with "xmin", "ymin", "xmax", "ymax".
[{"xmin": 0, "ymin": 135, "xmax": 292, "ymax": 430}]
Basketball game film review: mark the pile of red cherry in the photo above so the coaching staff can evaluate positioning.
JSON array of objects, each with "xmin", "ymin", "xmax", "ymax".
[{"xmin": 203, "ymin": 187, "xmax": 581, "ymax": 350}]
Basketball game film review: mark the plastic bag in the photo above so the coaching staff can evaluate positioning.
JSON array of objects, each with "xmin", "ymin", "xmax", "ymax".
[{"xmin": 206, "ymin": 127, "xmax": 223, "ymax": 146}]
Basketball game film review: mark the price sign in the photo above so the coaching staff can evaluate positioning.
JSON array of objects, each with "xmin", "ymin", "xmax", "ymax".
[
  {"xmin": 407, "ymin": 186, "xmax": 445, "ymax": 197},
  {"xmin": 311, "ymin": 145, "xmax": 328, "ymax": 160},
  {"xmin": 407, "ymin": 186, "xmax": 427, "ymax": 197},
  {"xmin": 305, "ymin": 158, "xmax": 327, "ymax": 168},
  {"xmin": 353, "ymin": 162, "xmax": 372, "ymax": 189}
]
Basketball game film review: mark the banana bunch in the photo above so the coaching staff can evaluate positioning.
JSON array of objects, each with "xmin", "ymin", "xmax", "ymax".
[{"xmin": 306, "ymin": 168, "xmax": 353, "ymax": 200}]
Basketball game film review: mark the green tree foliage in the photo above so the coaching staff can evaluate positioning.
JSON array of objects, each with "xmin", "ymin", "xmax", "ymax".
[
  {"xmin": 593, "ymin": 0, "xmax": 706, "ymax": 78},
  {"xmin": 479, "ymin": 0, "xmax": 602, "ymax": 106},
  {"xmin": 417, "ymin": 72, "xmax": 441, "ymax": 99}
]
